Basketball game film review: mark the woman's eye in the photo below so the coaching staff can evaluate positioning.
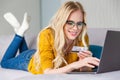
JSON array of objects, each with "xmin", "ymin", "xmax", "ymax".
[
  {"xmin": 77, "ymin": 22, "xmax": 86, "ymax": 26},
  {"xmin": 77, "ymin": 23, "xmax": 82, "ymax": 26},
  {"xmin": 68, "ymin": 22, "xmax": 73, "ymax": 25}
]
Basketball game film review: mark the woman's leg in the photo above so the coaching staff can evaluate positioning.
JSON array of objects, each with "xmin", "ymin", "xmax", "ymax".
[
  {"xmin": 19, "ymin": 37, "xmax": 28, "ymax": 53},
  {"xmin": 1, "ymin": 35, "xmax": 35, "ymax": 71},
  {"xmin": 10, "ymin": 49, "xmax": 36, "ymax": 71},
  {"xmin": 1, "ymin": 48, "xmax": 36, "ymax": 71},
  {"xmin": 1, "ymin": 34, "xmax": 23, "ymax": 67},
  {"xmin": 1, "ymin": 12, "xmax": 31, "ymax": 71}
]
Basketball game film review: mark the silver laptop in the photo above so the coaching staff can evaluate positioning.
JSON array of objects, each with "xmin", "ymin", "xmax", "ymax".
[{"xmin": 68, "ymin": 30, "xmax": 120, "ymax": 74}]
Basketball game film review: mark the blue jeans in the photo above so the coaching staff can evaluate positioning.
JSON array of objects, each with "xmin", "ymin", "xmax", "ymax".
[{"xmin": 1, "ymin": 34, "xmax": 36, "ymax": 71}]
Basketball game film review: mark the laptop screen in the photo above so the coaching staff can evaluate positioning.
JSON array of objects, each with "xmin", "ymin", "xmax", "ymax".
[{"xmin": 97, "ymin": 30, "xmax": 120, "ymax": 73}]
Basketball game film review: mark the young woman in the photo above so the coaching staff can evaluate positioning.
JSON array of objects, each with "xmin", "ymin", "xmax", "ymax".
[{"xmin": 1, "ymin": 1, "xmax": 99, "ymax": 74}]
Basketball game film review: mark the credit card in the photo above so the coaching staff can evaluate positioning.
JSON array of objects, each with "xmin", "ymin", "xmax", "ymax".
[{"xmin": 71, "ymin": 46, "xmax": 88, "ymax": 52}]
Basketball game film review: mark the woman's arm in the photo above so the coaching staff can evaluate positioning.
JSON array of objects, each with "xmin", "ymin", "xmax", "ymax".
[{"xmin": 44, "ymin": 57, "xmax": 100, "ymax": 74}]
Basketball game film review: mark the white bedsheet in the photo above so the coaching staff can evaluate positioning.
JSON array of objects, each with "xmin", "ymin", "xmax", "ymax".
[{"xmin": 0, "ymin": 67, "xmax": 33, "ymax": 80}]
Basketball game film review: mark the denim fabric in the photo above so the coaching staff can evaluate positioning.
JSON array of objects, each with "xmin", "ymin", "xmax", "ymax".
[{"xmin": 1, "ymin": 34, "xmax": 36, "ymax": 71}]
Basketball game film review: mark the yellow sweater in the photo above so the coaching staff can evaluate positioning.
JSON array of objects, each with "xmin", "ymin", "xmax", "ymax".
[{"xmin": 28, "ymin": 28, "xmax": 89, "ymax": 74}]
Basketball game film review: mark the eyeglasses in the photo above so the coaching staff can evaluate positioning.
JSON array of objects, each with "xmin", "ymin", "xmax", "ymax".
[{"xmin": 66, "ymin": 20, "xmax": 86, "ymax": 29}]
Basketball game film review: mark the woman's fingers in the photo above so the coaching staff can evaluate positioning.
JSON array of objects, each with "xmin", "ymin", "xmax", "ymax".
[
  {"xmin": 78, "ymin": 50, "xmax": 93, "ymax": 60},
  {"xmin": 84, "ymin": 57, "xmax": 100, "ymax": 66},
  {"xmin": 71, "ymin": 57, "xmax": 100, "ymax": 70}
]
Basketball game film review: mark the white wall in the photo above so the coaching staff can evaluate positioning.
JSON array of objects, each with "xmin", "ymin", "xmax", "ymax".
[
  {"xmin": 61, "ymin": 0, "xmax": 120, "ymax": 28},
  {"xmin": 40, "ymin": 0, "xmax": 60, "ymax": 29},
  {"xmin": 1, "ymin": 0, "xmax": 120, "ymax": 36},
  {"xmin": 0, "ymin": 0, "xmax": 40, "ymax": 35}
]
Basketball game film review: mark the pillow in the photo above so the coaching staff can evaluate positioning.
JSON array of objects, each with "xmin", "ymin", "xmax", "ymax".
[{"xmin": 89, "ymin": 45, "xmax": 103, "ymax": 59}]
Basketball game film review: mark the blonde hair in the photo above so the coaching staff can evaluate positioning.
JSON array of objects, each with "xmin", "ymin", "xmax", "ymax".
[{"xmin": 33, "ymin": 1, "xmax": 88, "ymax": 70}]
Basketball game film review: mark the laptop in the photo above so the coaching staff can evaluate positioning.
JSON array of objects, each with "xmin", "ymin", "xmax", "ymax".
[{"xmin": 68, "ymin": 30, "xmax": 120, "ymax": 74}]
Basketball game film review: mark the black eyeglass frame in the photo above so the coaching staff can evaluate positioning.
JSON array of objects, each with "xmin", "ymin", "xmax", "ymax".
[{"xmin": 66, "ymin": 20, "xmax": 86, "ymax": 29}]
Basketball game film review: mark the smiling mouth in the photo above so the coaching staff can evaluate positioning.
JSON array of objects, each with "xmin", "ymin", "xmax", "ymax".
[{"xmin": 68, "ymin": 30, "xmax": 78, "ymax": 36}]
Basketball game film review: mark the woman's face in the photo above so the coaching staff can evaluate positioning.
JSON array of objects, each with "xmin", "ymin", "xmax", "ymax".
[{"xmin": 64, "ymin": 10, "xmax": 84, "ymax": 41}]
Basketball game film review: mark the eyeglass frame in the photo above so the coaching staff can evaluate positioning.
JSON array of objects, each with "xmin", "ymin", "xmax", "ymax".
[{"xmin": 66, "ymin": 20, "xmax": 86, "ymax": 29}]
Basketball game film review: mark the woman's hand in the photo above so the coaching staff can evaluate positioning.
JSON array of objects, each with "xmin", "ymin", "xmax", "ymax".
[
  {"xmin": 77, "ymin": 51, "xmax": 97, "ymax": 71},
  {"xmin": 77, "ymin": 50, "xmax": 92, "ymax": 60},
  {"xmin": 70, "ymin": 57, "xmax": 100, "ymax": 70}
]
